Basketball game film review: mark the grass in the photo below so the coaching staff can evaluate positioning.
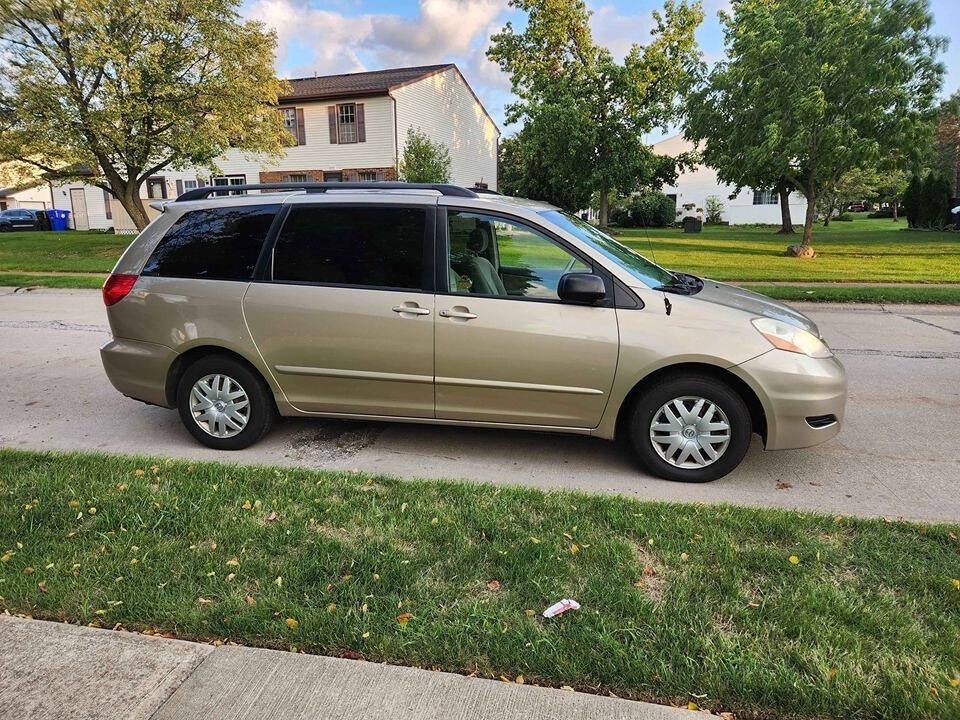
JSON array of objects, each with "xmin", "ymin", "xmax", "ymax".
[
  {"xmin": 0, "ymin": 230, "xmax": 128, "ymax": 273},
  {"xmin": 1, "ymin": 449, "xmax": 958, "ymax": 719},
  {"xmin": 0, "ymin": 272, "xmax": 106, "ymax": 289},
  {"xmin": 747, "ymin": 284, "xmax": 960, "ymax": 305},
  {"xmin": 617, "ymin": 214, "xmax": 960, "ymax": 283}
]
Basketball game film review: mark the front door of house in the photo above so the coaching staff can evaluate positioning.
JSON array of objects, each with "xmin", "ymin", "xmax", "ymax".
[{"xmin": 69, "ymin": 189, "xmax": 89, "ymax": 230}]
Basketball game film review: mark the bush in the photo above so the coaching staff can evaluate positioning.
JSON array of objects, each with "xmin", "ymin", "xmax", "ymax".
[
  {"xmin": 704, "ymin": 195, "xmax": 725, "ymax": 224},
  {"xmin": 833, "ymin": 213, "xmax": 854, "ymax": 222},
  {"xmin": 620, "ymin": 191, "xmax": 676, "ymax": 227},
  {"xmin": 868, "ymin": 207, "xmax": 895, "ymax": 219},
  {"xmin": 902, "ymin": 174, "xmax": 922, "ymax": 227}
]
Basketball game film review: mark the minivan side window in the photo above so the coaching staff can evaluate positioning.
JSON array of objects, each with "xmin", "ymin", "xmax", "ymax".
[
  {"xmin": 272, "ymin": 206, "xmax": 427, "ymax": 290},
  {"xmin": 447, "ymin": 211, "xmax": 590, "ymax": 300},
  {"xmin": 142, "ymin": 205, "xmax": 279, "ymax": 281}
]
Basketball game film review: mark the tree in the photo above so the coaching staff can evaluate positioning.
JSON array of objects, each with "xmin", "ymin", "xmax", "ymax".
[
  {"xmin": 902, "ymin": 174, "xmax": 923, "ymax": 227},
  {"xmin": 488, "ymin": 0, "xmax": 703, "ymax": 226},
  {"xmin": 0, "ymin": 0, "xmax": 289, "ymax": 230},
  {"xmin": 816, "ymin": 167, "xmax": 882, "ymax": 226},
  {"xmin": 919, "ymin": 171, "xmax": 952, "ymax": 228},
  {"xmin": 873, "ymin": 168, "xmax": 909, "ymax": 222},
  {"xmin": 930, "ymin": 91, "xmax": 960, "ymax": 194},
  {"xmin": 684, "ymin": 0, "xmax": 945, "ymax": 257},
  {"xmin": 397, "ymin": 128, "xmax": 451, "ymax": 184}
]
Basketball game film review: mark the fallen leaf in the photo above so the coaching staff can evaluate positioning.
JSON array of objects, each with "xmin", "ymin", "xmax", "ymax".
[
  {"xmin": 362, "ymin": 631, "xmax": 370, "ymax": 638},
  {"xmin": 116, "ymin": 483, "xmax": 128, "ymax": 492},
  {"xmin": 828, "ymin": 667, "xmax": 838, "ymax": 679},
  {"xmin": 687, "ymin": 702, "xmax": 698, "ymax": 711},
  {"xmin": 789, "ymin": 555, "xmax": 800, "ymax": 565},
  {"xmin": 530, "ymin": 536, "xmax": 540, "ymax": 544},
  {"xmin": 525, "ymin": 609, "xmax": 535, "ymax": 617},
  {"xmin": 952, "ymin": 578, "xmax": 960, "ymax": 590},
  {"xmin": 284, "ymin": 617, "xmax": 298, "ymax": 629},
  {"xmin": 266, "ymin": 511, "xmax": 278, "ymax": 523},
  {"xmin": 400, "ymin": 502, "xmax": 408, "ymax": 513},
  {"xmin": 23, "ymin": 566, "xmax": 33, "ymax": 575},
  {"xmin": 197, "ymin": 597, "xmax": 212, "ymax": 605},
  {"xmin": 570, "ymin": 543, "xmax": 579, "ymax": 555},
  {"xmin": 36, "ymin": 581, "xmax": 47, "ymax": 593},
  {"xmin": 486, "ymin": 579, "xmax": 501, "ymax": 591},
  {"xmin": 515, "ymin": 675, "xmax": 525, "ymax": 685},
  {"xmin": 397, "ymin": 612, "xmax": 412, "ymax": 626},
  {"xmin": 0, "ymin": 553, "xmax": 10, "ymax": 564},
  {"xmin": 680, "ymin": 552, "xmax": 689, "ymax": 562},
  {"xmin": 775, "ymin": 482, "xmax": 793, "ymax": 490},
  {"xmin": 88, "ymin": 507, "xmax": 97, "ymax": 515},
  {"xmin": 561, "ymin": 685, "xmax": 574, "ymax": 692},
  {"xmin": 245, "ymin": 595, "xmax": 256, "ymax": 606},
  {"xmin": 431, "ymin": 517, "xmax": 439, "ymax": 525},
  {"xmin": 225, "ymin": 557, "xmax": 240, "ymax": 567},
  {"xmin": 274, "ymin": 576, "xmax": 282, "ymax": 587},
  {"xmin": 68, "ymin": 500, "xmax": 79, "ymax": 509},
  {"xmin": 134, "ymin": 468, "xmax": 145, "ymax": 476},
  {"xmin": 225, "ymin": 573, "xmax": 236, "ymax": 582},
  {"xmin": 361, "ymin": 603, "xmax": 368, "ymax": 613},
  {"xmin": 327, "ymin": 603, "xmax": 337, "ymax": 613}
]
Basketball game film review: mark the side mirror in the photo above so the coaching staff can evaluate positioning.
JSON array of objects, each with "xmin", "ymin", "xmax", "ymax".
[{"xmin": 557, "ymin": 273, "xmax": 606, "ymax": 304}]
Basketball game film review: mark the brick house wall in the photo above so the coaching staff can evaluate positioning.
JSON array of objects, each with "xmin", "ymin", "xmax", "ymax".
[{"xmin": 259, "ymin": 167, "xmax": 396, "ymax": 184}]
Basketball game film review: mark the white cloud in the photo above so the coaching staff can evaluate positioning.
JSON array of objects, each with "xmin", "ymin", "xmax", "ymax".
[{"xmin": 589, "ymin": 3, "xmax": 656, "ymax": 61}]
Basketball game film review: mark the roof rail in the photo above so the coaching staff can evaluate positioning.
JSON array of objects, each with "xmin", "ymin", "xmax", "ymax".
[{"xmin": 174, "ymin": 182, "xmax": 478, "ymax": 202}]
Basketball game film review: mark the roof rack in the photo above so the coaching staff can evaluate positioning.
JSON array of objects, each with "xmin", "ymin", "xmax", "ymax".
[{"xmin": 175, "ymin": 182, "xmax": 479, "ymax": 202}]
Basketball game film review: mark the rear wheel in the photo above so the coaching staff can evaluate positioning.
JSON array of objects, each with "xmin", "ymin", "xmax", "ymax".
[
  {"xmin": 176, "ymin": 355, "xmax": 275, "ymax": 450},
  {"xmin": 627, "ymin": 374, "xmax": 752, "ymax": 482}
]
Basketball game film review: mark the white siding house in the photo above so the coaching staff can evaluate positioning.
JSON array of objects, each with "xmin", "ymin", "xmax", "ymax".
[
  {"xmin": 55, "ymin": 64, "xmax": 499, "ymax": 232},
  {"xmin": 653, "ymin": 135, "xmax": 807, "ymax": 225},
  {"xmin": 0, "ymin": 182, "xmax": 52, "ymax": 211}
]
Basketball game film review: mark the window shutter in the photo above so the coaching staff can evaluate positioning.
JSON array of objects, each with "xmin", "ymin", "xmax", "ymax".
[
  {"xmin": 356, "ymin": 103, "xmax": 366, "ymax": 143},
  {"xmin": 103, "ymin": 189, "xmax": 112, "ymax": 220},
  {"xmin": 328, "ymin": 106, "xmax": 338, "ymax": 144},
  {"xmin": 176, "ymin": 179, "xmax": 184, "ymax": 197},
  {"xmin": 296, "ymin": 108, "xmax": 306, "ymax": 145}
]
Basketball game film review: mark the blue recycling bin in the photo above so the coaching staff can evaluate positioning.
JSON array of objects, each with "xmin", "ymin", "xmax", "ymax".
[{"xmin": 46, "ymin": 209, "xmax": 71, "ymax": 231}]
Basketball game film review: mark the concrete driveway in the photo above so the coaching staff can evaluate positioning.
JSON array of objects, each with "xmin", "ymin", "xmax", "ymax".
[{"xmin": 1, "ymin": 287, "xmax": 958, "ymax": 523}]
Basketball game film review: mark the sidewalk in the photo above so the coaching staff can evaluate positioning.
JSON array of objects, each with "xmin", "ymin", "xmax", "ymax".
[{"xmin": 0, "ymin": 616, "xmax": 702, "ymax": 720}]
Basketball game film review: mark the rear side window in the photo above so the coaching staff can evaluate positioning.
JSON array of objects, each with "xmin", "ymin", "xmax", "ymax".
[
  {"xmin": 142, "ymin": 205, "xmax": 279, "ymax": 280},
  {"xmin": 273, "ymin": 206, "xmax": 427, "ymax": 290}
]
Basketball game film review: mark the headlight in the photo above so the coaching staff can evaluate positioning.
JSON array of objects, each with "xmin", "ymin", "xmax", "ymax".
[{"xmin": 751, "ymin": 317, "xmax": 832, "ymax": 358}]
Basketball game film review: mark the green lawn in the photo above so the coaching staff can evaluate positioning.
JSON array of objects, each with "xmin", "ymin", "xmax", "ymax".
[
  {"xmin": 0, "ymin": 272, "xmax": 106, "ymax": 289},
  {"xmin": 2, "ymin": 449, "xmax": 958, "ymax": 719},
  {"xmin": 750, "ymin": 284, "xmax": 960, "ymax": 305},
  {"xmin": 0, "ymin": 230, "xmax": 128, "ymax": 273},
  {"xmin": 617, "ymin": 215, "xmax": 960, "ymax": 283}
]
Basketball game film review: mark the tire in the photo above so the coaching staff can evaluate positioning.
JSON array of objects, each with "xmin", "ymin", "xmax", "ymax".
[
  {"xmin": 627, "ymin": 374, "xmax": 752, "ymax": 483},
  {"xmin": 176, "ymin": 354, "xmax": 275, "ymax": 450}
]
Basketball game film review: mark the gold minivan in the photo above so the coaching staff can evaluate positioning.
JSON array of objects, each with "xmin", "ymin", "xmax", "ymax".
[{"xmin": 100, "ymin": 182, "xmax": 846, "ymax": 482}]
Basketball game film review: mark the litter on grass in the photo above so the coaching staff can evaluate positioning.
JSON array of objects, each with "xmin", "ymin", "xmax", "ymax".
[{"xmin": 543, "ymin": 599, "xmax": 580, "ymax": 618}]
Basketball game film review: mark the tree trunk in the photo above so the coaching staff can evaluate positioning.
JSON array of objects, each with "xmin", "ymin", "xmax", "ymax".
[
  {"xmin": 598, "ymin": 189, "xmax": 609, "ymax": 228},
  {"xmin": 112, "ymin": 180, "xmax": 150, "ymax": 231},
  {"xmin": 823, "ymin": 212, "xmax": 831, "ymax": 227},
  {"xmin": 786, "ymin": 181, "xmax": 816, "ymax": 257},
  {"xmin": 892, "ymin": 200, "xmax": 899, "ymax": 222},
  {"xmin": 776, "ymin": 181, "xmax": 794, "ymax": 234}
]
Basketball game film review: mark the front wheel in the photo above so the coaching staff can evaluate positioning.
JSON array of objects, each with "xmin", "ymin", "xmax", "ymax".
[
  {"xmin": 627, "ymin": 374, "xmax": 752, "ymax": 482},
  {"xmin": 176, "ymin": 355, "xmax": 275, "ymax": 450}
]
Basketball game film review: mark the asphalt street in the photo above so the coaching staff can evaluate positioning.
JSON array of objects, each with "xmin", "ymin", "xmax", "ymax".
[{"xmin": 1, "ymin": 286, "xmax": 958, "ymax": 523}]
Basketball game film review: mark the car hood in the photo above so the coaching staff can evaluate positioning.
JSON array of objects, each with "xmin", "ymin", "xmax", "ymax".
[{"xmin": 685, "ymin": 279, "xmax": 821, "ymax": 337}]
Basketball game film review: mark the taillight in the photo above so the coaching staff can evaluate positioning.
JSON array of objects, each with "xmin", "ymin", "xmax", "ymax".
[{"xmin": 102, "ymin": 273, "xmax": 138, "ymax": 307}]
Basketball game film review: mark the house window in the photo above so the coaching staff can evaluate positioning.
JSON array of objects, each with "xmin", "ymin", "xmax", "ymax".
[
  {"xmin": 337, "ymin": 103, "xmax": 358, "ymax": 143},
  {"xmin": 103, "ymin": 189, "xmax": 113, "ymax": 220},
  {"xmin": 183, "ymin": 180, "xmax": 198, "ymax": 192},
  {"xmin": 146, "ymin": 177, "xmax": 167, "ymax": 199},
  {"xmin": 281, "ymin": 108, "xmax": 298, "ymax": 142},
  {"xmin": 752, "ymin": 189, "xmax": 778, "ymax": 205},
  {"xmin": 284, "ymin": 174, "xmax": 309, "ymax": 183},
  {"xmin": 357, "ymin": 171, "xmax": 378, "ymax": 182},
  {"xmin": 212, "ymin": 175, "xmax": 246, "ymax": 196},
  {"xmin": 323, "ymin": 171, "xmax": 342, "ymax": 183}
]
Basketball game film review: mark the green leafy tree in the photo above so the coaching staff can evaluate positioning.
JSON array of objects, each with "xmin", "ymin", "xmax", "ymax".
[
  {"xmin": 397, "ymin": 128, "xmax": 451, "ymax": 184},
  {"xmin": 872, "ymin": 168, "xmax": 909, "ymax": 222},
  {"xmin": 685, "ymin": 0, "xmax": 945, "ymax": 256},
  {"xmin": 816, "ymin": 167, "xmax": 883, "ymax": 226},
  {"xmin": 902, "ymin": 174, "xmax": 923, "ymax": 227},
  {"xmin": 488, "ymin": 0, "xmax": 703, "ymax": 226},
  {"xmin": 704, "ymin": 195, "xmax": 724, "ymax": 224},
  {"xmin": 919, "ymin": 171, "xmax": 952, "ymax": 228},
  {"xmin": 0, "ymin": 0, "xmax": 290, "ymax": 230},
  {"xmin": 930, "ymin": 91, "xmax": 960, "ymax": 194}
]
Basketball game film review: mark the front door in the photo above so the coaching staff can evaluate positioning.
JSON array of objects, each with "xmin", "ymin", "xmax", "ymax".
[
  {"xmin": 436, "ymin": 210, "xmax": 619, "ymax": 427},
  {"xmin": 69, "ymin": 189, "xmax": 89, "ymax": 230},
  {"xmin": 244, "ymin": 203, "xmax": 436, "ymax": 417}
]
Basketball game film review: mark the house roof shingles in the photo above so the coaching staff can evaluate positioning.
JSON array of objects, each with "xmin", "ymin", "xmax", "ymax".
[{"xmin": 280, "ymin": 64, "xmax": 455, "ymax": 102}]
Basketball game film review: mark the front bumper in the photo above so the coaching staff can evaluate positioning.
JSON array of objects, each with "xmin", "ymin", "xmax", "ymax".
[
  {"xmin": 731, "ymin": 349, "xmax": 847, "ymax": 450},
  {"xmin": 100, "ymin": 338, "xmax": 176, "ymax": 407}
]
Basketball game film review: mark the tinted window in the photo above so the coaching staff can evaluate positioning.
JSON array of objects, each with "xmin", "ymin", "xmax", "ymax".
[
  {"xmin": 273, "ymin": 206, "xmax": 426, "ymax": 290},
  {"xmin": 142, "ymin": 205, "xmax": 279, "ymax": 280}
]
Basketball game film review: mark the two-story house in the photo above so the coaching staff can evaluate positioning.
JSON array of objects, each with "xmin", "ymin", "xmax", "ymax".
[{"xmin": 51, "ymin": 64, "xmax": 500, "ymax": 232}]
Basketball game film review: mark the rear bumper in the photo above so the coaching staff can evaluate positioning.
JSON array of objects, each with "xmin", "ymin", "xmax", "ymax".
[
  {"xmin": 731, "ymin": 350, "xmax": 847, "ymax": 450},
  {"xmin": 100, "ymin": 338, "xmax": 176, "ymax": 407}
]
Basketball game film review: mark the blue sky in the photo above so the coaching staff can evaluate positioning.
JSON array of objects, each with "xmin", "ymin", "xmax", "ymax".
[{"xmin": 242, "ymin": 0, "xmax": 959, "ymax": 140}]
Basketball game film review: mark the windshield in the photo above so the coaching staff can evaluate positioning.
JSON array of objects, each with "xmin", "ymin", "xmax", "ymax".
[{"xmin": 540, "ymin": 210, "xmax": 674, "ymax": 288}]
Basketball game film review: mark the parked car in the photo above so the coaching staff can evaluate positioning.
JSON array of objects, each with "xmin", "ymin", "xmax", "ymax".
[
  {"xmin": 100, "ymin": 182, "xmax": 847, "ymax": 482},
  {"xmin": 846, "ymin": 201, "xmax": 866, "ymax": 212},
  {"xmin": 0, "ymin": 208, "xmax": 43, "ymax": 231}
]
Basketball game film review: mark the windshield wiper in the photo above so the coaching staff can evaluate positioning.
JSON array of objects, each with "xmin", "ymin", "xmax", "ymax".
[{"xmin": 655, "ymin": 272, "xmax": 703, "ymax": 295}]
